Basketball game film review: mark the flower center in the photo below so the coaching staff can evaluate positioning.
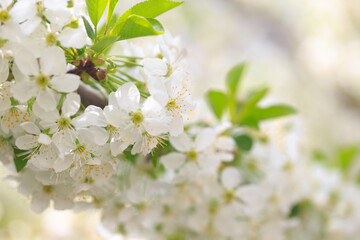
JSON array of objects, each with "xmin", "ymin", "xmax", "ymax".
[
  {"xmin": 166, "ymin": 99, "xmax": 177, "ymax": 111},
  {"xmin": 186, "ymin": 150, "xmax": 197, "ymax": 161},
  {"xmin": 43, "ymin": 185, "xmax": 54, "ymax": 194},
  {"xmin": 224, "ymin": 191, "xmax": 235, "ymax": 203},
  {"xmin": 130, "ymin": 111, "xmax": 144, "ymax": 125},
  {"xmin": 0, "ymin": 10, "xmax": 10, "ymax": 23},
  {"xmin": 36, "ymin": 75, "xmax": 49, "ymax": 88},
  {"xmin": 74, "ymin": 144, "xmax": 86, "ymax": 154},
  {"xmin": 46, "ymin": 33, "xmax": 57, "ymax": 46},
  {"xmin": 57, "ymin": 116, "xmax": 71, "ymax": 129}
]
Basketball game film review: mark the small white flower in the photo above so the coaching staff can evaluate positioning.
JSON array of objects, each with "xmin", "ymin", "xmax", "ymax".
[
  {"xmin": 104, "ymin": 82, "xmax": 170, "ymax": 155},
  {"xmin": 12, "ymin": 46, "xmax": 80, "ymax": 111}
]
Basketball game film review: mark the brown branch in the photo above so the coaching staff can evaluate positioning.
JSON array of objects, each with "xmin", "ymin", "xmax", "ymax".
[{"xmin": 77, "ymin": 84, "xmax": 107, "ymax": 109}]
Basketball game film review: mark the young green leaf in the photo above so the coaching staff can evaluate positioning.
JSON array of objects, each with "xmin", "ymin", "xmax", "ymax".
[
  {"xmin": 252, "ymin": 105, "xmax": 297, "ymax": 120},
  {"xmin": 91, "ymin": 36, "xmax": 119, "ymax": 53},
  {"xmin": 233, "ymin": 134, "xmax": 253, "ymax": 151},
  {"xmin": 82, "ymin": 16, "xmax": 95, "ymax": 41},
  {"xmin": 110, "ymin": 0, "xmax": 183, "ymax": 36},
  {"xmin": 206, "ymin": 90, "xmax": 228, "ymax": 120},
  {"xmin": 115, "ymin": 15, "xmax": 165, "ymax": 41},
  {"xmin": 226, "ymin": 63, "xmax": 247, "ymax": 97},
  {"xmin": 85, "ymin": 0, "xmax": 108, "ymax": 27},
  {"xmin": 106, "ymin": 0, "xmax": 118, "ymax": 27},
  {"xmin": 14, "ymin": 148, "xmax": 31, "ymax": 172}
]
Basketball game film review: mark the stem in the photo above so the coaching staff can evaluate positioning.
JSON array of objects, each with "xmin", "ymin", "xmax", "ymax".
[
  {"xmin": 57, "ymin": 93, "xmax": 66, "ymax": 111},
  {"xmin": 108, "ymin": 75, "xmax": 125, "ymax": 86},
  {"xmin": 113, "ymin": 59, "xmax": 144, "ymax": 67},
  {"xmin": 117, "ymin": 70, "xmax": 138, "ymax": 82}
]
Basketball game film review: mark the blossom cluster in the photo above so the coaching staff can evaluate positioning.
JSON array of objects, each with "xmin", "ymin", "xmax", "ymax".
[{"xmin": 0, "ymin": 1, "xmax": 360, "ymax": 240}]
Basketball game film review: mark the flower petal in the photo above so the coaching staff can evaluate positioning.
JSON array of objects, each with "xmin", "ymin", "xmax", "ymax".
[
  {"xmin": 36, "ymin": 88, "xmax": 57, "ymax": 111},
  {"xmin": 195, "ymin": 128, "xmax": 216, "ymax": 152},
  {"xmin": 20, "ymin": 122, "xmax": 40, "ymax": 135},
  {"xmin": 51, "ymin": 74, "xmax": 80, "ymax": 93},
  {"xmin": 62, "ymin": 92, "xmax": 80, "ymax": 117},
  {"xmin": 221, "ymin": 167, "xmax": 241, "ymax": 190},
  {"xmin": 58, "ymin": 28, "xmax": 87, "ymax": 48},
  {"xmin": 169, "ymin": 133, "xmax": 192, "ymax": 152},
  {"xmin": 40, "ymin": 46, "xmax": 66, "ymax": 76},
  {"xmin": 160, "ymin": 152, "xmax": 186, "ymax": 170},
  {"xmin": 15, "ymin": 135, "xmax": 38, "ymax": 150}
]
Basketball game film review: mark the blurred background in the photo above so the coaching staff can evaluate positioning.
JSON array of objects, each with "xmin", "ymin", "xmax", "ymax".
[{"xmin": 1, "ymin": 0, "xmax": 360, "ymax": 239}]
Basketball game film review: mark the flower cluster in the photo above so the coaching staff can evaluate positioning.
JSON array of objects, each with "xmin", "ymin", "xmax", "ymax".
[{"xmin": 1, "ymin": 1, "xmax": 360, "ymax": 240}]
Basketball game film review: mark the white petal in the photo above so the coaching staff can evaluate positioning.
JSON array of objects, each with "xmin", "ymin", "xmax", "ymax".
[
  {"xmin": 195, "ymin": 128, "xmax": 217, "ymax": 152},
  {"xmin": 32, "ymin": 102, "xmax": 59, "ymax": 121},
  {"xmin": 51, "ymin": 74, "xmax": 80, "ymax": 93},
  {"xmin": 31, "ymin": 197, "xmax": 50, "ymax": 213},
  {"xmin": 110, "ymin": 140, "xmax": 128, "ymax": 156},
  {"xmin": 36, "ymin": 88, "xmax": 57, "ymax": 111},
  {"xmin": 38, "ymin": 133, "xmax": 51, "ymax": 145},
  {"xmin": 143, "ymin": 118, "xmax": 169, "ymax": 136},
  {"xmin": 15, "ymin": 135, "xmax": 38, "ymax": 150},
  {"xmin": 62, "ymin": 92, "xmax": 80, "ymax": 117},
  {"xmin": 44, "ymin": 9, "xmax": 71, "ymax": 31},
  {"xmin": 10, "ymin": 0, "xmax": 37, "ymax": 23},
  {"xmin": 87, "ymin": 126, "xmax": 109, "ymax": 145},
  {"xmin": 58, "ymin": 28, "xmax": 87, "ymax": 48},
  {"xmin": 20, "ymin": 122, "xmax": 40, "ymax": 135},
  {"xmin": 169, "ymin": 115, "xmax": 183, "ymax": 136},
  {"xmin": 160, "ymin": 152, "xmax": 186, "ymax": 170},
  {"xmin": 44, "ymin": 0, "xmax": 67, "ymax": 10},
  {"xmin": 11, "ymin": 80, "xmax": 37, "ymax": 103},
  {"xmin": 13, "ymin": 48, "xmax": 39, "ymax": 76},
  {"xmin": 19, "ymin": 16, "xmax": 42, "ymax": 35},
  {"xmin": 72, "ymin": 105, "xmax": 107, "ymax": 128},
  {"xmin": 54, "ymin": 154, "xmax": 73, "ymax": 172},
  {"xmin": 142, "ymin": 58, "xmax": 168, "ymax": 76},
  {"xmin": 169, "ymin": 133, "xmax": 192, "ymax": 152},
  {"xmin": 40, "ymin": 46, "xmax": 66, "ymax": 76},
  {"xmin": 116, "ymin": 82, "xmax": 140, "ymax": 112},
  {"xmin": 221, "ymin": 167, "xmax": 241, "ymax": 190}
]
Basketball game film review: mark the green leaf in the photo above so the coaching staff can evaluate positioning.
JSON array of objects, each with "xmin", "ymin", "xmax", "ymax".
[
  {"xmin": 335, "ymin": 145, "xmax": 359, "ymax": 172},
  {"xmin": 152, "ymin": 152, "xmax": 159, "ymax": 168},
  {"xmin": 91, "ymin": 36, "xmax": 119, "ymax": 53},
  {"xmin": 235, "ymin": 87, "xmax": 269, "ymax": 125},
  {"xmin": 14, "ymin": 148, "xmax": 31, "ymax": 172},
  {"xmin": 82, "ymin": 16, "xmax": 95, "ymax": 41},
  {"xmin": 110, "ymin": 0, "xmax": 183, "ymax": 36},
  {"xmin": 233, "ymin": 134, "xmax": 253, "ymax": 151},
  {"xmin": 226, "ymin": 63, "xmax": 247, "ymax": 97},
  {"xmin": 252, "ymin": 105, "xmax": 297, "ymax": 121},
  {"xmin": 85, "ymin": 0, "xmax": 108, "ymax": 27},
  {"xmin": 206, "ymin": 90, "xmax": 228, "ymax": 120},
  {"xmin": 106, "ymin": 0, "xmax": 118, "ymax": 26},
  {"xmin": 114, "ymin": 15, "xmax": 164, "ymax": 41}
]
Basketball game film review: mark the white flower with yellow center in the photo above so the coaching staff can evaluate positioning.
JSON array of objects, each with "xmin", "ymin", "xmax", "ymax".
[
  {"xmin": 0, "ymin": 105, "xmax": 33, "ymax": 134},
  {"xmin": 104, "ymin": 82, "xmax": 170, "ymax": 156},
  {"xmin": 33, "ymin": 92, "xmax": 81, "ymax": 153},
  {"xmin": 11, "ymin": 46, "xmax": 80, "ymax": 111}
]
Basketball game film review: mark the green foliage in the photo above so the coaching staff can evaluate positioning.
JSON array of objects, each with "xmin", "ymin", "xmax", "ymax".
[
  {"xmin": 91, "ymin": 36, "xmax": 119, "ymax": 53},
  {"xmin": 226, "ymin": 63, "xmax": 246, "ymax": 98},
  {"xmin": 106, "ymin": 0, "xmax": 119, "ymax": 27},
  {"xmin": 206, "ymin": 63, "xmax": 296, "ymax": 128},
  {"xmin": 240, "ymin": 104, "xmax": 297, "ymax": 129},
  {"xmin": 233, "ymin": 134, "xmax": 253, "ymax": 151},
  {"xmin": 110, "ymin": 0, "xmax": 183, "ymax": 36},
  {"xmin": 85, "ymin": 0, "xmax": 107, "ymax": 28},
  {"xmin": 115, "ymin": 15, "xmax": 164, "ymax": 40},
  {"xmin": 84, "ymin": 0, "xmax": 183, "ymax": 53},
  {"xmin": 13, "ymin": 148, "xmax": 31, "ymax": 172},
  {"xmin": 82, "ymin": 16, "xmax": 95, "ymax": 41},
  {"xmin": 335, "ymin": 145, "xmax": 359, "ymax": 172},
  {"xmin": 206, "ymin": 90, "xmax": 228, "ymax": 120}
]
